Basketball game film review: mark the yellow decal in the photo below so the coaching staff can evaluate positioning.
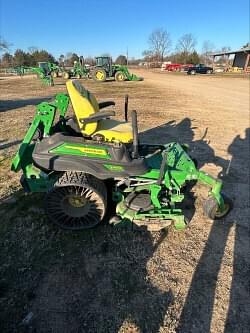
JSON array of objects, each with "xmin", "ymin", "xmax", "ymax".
[{"xmin": 64, "ymin": 145, "xmax": 107, "ymax": 156}]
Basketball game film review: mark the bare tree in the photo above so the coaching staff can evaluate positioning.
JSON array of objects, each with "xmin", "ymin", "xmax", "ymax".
[
  {"xmin": 142, "ymin": 50, "xmax": 154, "ymax": 62},
  {"xmin": 64, "ymin": 52, "xmax": 74, "ymax": 66},
  {"xmin": 242, "ymin": 42, "xmax": 250, "ymax": 48},
  {"xmin": 202, "ymin": 40, "xmax": 215, "ymax": 55},
  {"xmin": 0, "ymin": 36, "xmax": 10, "ymax": 52},
  {"xmin": 58, "ymin": 54, "xmax": 65, "ymax": 65},
  {"xmin": 85, "ymin": 56, "xmax": 95, "ymax": 66},
  {"xmin": 177, "ymin": 33, "xmax": 197, "ymax": 53},
  {"xmin": 218, "ymin": 46, "xmax": 232, "ymax": 65},
  {"xmin": 176, "ymin": 33, "xmax": 197, "ymax": 63},
  {"xmin": 148, "ymin": 28, "xmax": 172, "ymax": 62},
  {"xmin": 28, "ymin": 46, "xmax": 39, "ymax": 54},
  {"xmin": 0, "ymin": 52, "xmax": 13, "ymax": 67},
  {"xmin": 202, "ymin": 40, "xmax": 215, "ymax": 64},
  {"xmin": 115, "ymin": 55, "xmax": 127, "ymax": 65},
  {"xmin": 221, "ymin": 46, "xmax": 231, "ymax": 52}
]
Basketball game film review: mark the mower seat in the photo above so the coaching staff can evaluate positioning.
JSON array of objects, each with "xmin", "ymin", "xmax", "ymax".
[{"xmin": 66, "ymin": 80, "xmax": 133, "ymax": 143}]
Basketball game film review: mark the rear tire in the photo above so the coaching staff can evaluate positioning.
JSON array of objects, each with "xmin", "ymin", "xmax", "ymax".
[
  {"xmin": 190, "ymin": 70, "xmax": 196, "ymax": 75},
  {"xmin": 203, "ymin": 194, "xmax": 232, "ymax": 220},
  {"xmin": 63, "ymin": 72, "xmax": 70, "ymax": 79},
  {"xmin": 115, "ymin": 71, "xmax": 126, "ymax": 81},
  {"xmin": 45, "ymin": 172, "xmax": 107, "ymax": 230},
  {"xmin": 92, "ymin": 68, "xmax": 106, "ymax": 82},
  {"xmin": 206, "ymin": 69, "xmax": 212, "ymax": 74}
]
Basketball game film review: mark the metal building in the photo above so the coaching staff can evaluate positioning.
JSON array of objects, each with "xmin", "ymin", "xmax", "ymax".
[{"xmin": 211, "ymin": 46, "xmax": 250, "ymax": 72}]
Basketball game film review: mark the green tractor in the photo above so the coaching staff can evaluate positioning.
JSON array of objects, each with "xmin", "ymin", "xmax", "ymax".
[
  {"xmin": 47, "ymin": 62, "xmax": 63, "ymax": 78},
  {"xmin": 35, "ymin": 62, "xmax": 55, "ymax": 86},
  {"xmin": 62, "ymin": 56, "xmax": 89, "ymax": 79},
  {"xmin": 13, "ymin": 63, "xmax": 54, "ymax": 86},
  {"xmin": 37, "ymin": 61, "xmax": 65, "ymax": 78},
  {"xmin": 11, "ymin": 80, "xmax": 231, "ymax": 231},
  {"xmin": 92, "ymin": 56, "xmax": 143, "ymax": 82}
]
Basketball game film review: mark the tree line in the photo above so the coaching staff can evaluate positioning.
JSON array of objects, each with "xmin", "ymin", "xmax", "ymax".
[
  {"xmin": 0, "ymin": 31, "xmax": 238, "ymax": 69},
  {"xmin": 142, "ymin": 28, "xmax": 233, "ymax": 64},
  {"xmin": 0, "ymin": 48, "xmax": 78, "ymax": 68},
  {"xmin": 0, "ymin": 47, "xmax": 128, "ymax": 68}
]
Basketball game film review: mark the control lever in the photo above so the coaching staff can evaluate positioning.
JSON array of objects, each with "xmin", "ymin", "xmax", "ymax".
[
  {"xmin": 124, "ymin": 94, "xmax": 128, "ymax": 122},
  {"xmin": 131, "ymin": 110, "xmax": 139, "ymax": 159},
  {"xmin": 157, "ymin": 151, "xmax": 167, "ymax": 185}
]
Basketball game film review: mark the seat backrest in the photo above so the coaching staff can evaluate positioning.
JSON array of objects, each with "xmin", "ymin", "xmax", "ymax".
[{"xmin": 66, "ymin": 80, "xmax": 99, "ymax": 136}]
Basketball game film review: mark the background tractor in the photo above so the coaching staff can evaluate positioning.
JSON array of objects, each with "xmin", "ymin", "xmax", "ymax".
[
  {"xmin": 62, "ymin": 56, "xmax": 89, "ymax": 79},
  {"xmin": 92, "ymin": 56, "xmax": 143, "ymax": 82},
  {"xmin": 13, "ymin": 63, "xmax": 54, "ymax": 86},
  {"xmin": 47, "ymin": 62, "xmax": 63, "ymax": 78}
]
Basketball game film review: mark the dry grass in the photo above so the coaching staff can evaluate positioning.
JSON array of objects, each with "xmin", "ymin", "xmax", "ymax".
[{"xmin": 0, "ymin": 72, "xmax": 249, "ymax": 333}]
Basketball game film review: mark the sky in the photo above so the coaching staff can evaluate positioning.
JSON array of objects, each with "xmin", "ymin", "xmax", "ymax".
[{"xmin": 0, "ymin": 0, "xmax": 249, "ymax": 60}]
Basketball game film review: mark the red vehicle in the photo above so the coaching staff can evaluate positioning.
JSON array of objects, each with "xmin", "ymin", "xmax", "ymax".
[
  {"xmin": 164, "ymin": 63, "xmax": 182, "ymax": 71},
  {"xmin": 161, "ymin": 63, "xmax": 194, "ymax": 72}
]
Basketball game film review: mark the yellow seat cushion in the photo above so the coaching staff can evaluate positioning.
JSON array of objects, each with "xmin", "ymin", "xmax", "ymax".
[
  {"xmin": 66, "ymin": 80, "xmax": 133, "ymax": 143},
  {"xmin": 95, "ymin": 119, "xmax": 133, "ymax": 143},
  {"xmin": 66, "ymin": 80, "xmax": 99, "ymax": 136}
]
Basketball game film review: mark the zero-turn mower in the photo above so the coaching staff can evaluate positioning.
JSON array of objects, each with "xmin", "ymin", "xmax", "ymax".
[{"xmin": 11, "ymin": 80, "xmax": 231, "ymax": 231}]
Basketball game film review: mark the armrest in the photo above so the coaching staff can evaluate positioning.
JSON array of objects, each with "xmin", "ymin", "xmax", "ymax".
[
  {"xmin": 80, "ymin": 110, "xmax": 115, "ymax": 124},
  {"xmin": 98, "ymin": 101, "xmax": 115, "ymax": 109}
]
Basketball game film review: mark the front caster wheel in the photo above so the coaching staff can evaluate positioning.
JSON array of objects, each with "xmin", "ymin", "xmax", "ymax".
[{"xmin": 203, "ymin": 194, "xmax": 232, "ymax": 220}]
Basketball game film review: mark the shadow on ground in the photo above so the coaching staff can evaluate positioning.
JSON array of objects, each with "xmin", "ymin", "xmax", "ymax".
[
  {"xmin": 0, "ymin": 96, "xmax": 53, "ymax": 112},
  {"xmin": 0, "ymin": 190, "xmax": 174, "ymax": 333},
  {"xmin": 141, "ymin": 121, "xmax": 249, "ymax": 332},
  {"xmin": 174, "ymin": 127, "xmax": 250, "ymax": 333},
  {"xmin": 31, "ymin": 229, "xmax": 174, "ymax": 333},
  {"xmin": 0, "ymin": 140, "xmax": 22, "ymax": 150},
  {"xmin": 0, "ymin": 120, "xmax": 249, "ymax": 333},
  {"xmin": 140, "ymin": 117, "xmax": 228, "ymax": 171}
]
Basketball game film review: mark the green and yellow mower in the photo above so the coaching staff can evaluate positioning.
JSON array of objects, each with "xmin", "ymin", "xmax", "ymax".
[{"xmin": 11, "ymin": 80, "xmax": 231, "ymax": 231}]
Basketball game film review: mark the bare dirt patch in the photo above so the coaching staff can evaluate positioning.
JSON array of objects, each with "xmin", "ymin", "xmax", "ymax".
[{"xmin": 0, "ymin": 71, "xmax": 249, "ymax": 333}]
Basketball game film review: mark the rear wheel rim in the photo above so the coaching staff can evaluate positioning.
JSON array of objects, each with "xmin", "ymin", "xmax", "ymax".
[{"xmin": 46, "ymin": 186, "xmax": 105, "ymax": 230}]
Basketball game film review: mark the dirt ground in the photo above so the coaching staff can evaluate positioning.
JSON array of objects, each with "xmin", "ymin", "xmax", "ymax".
[{"xmin": 0, "ymin": 70, "xmax": 249, "ymax": 333}]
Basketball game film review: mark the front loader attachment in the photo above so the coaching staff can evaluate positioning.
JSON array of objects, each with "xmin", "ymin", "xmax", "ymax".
[
  {"xmin": 127, "ymin": 73, "xmax": 144, "ymax": 81},
  {"xmin": 118, "ymin": 66, "xmax": 144, "ymax": 81},
  {"xmin": 125, "ymin": 69, "xmax": 144, "ymax": 81}
]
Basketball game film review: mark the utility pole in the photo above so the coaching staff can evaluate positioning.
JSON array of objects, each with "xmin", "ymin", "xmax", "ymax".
[{"xmin": 126, "ymin": 47, "xmax": 128, "ymax": 66}]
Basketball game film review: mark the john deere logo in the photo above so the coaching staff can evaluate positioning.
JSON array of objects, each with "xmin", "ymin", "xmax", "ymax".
[
  {"xmin": 64, "ymin": 145, "xmax": 107, "ymax": 156},
  {"xmin": 104, "ymin": 164, "xmax": 124, "ymax": 171},
  {"xmin": 50, "ymin": 143, "xmax": 110, "ymax": 159}
]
